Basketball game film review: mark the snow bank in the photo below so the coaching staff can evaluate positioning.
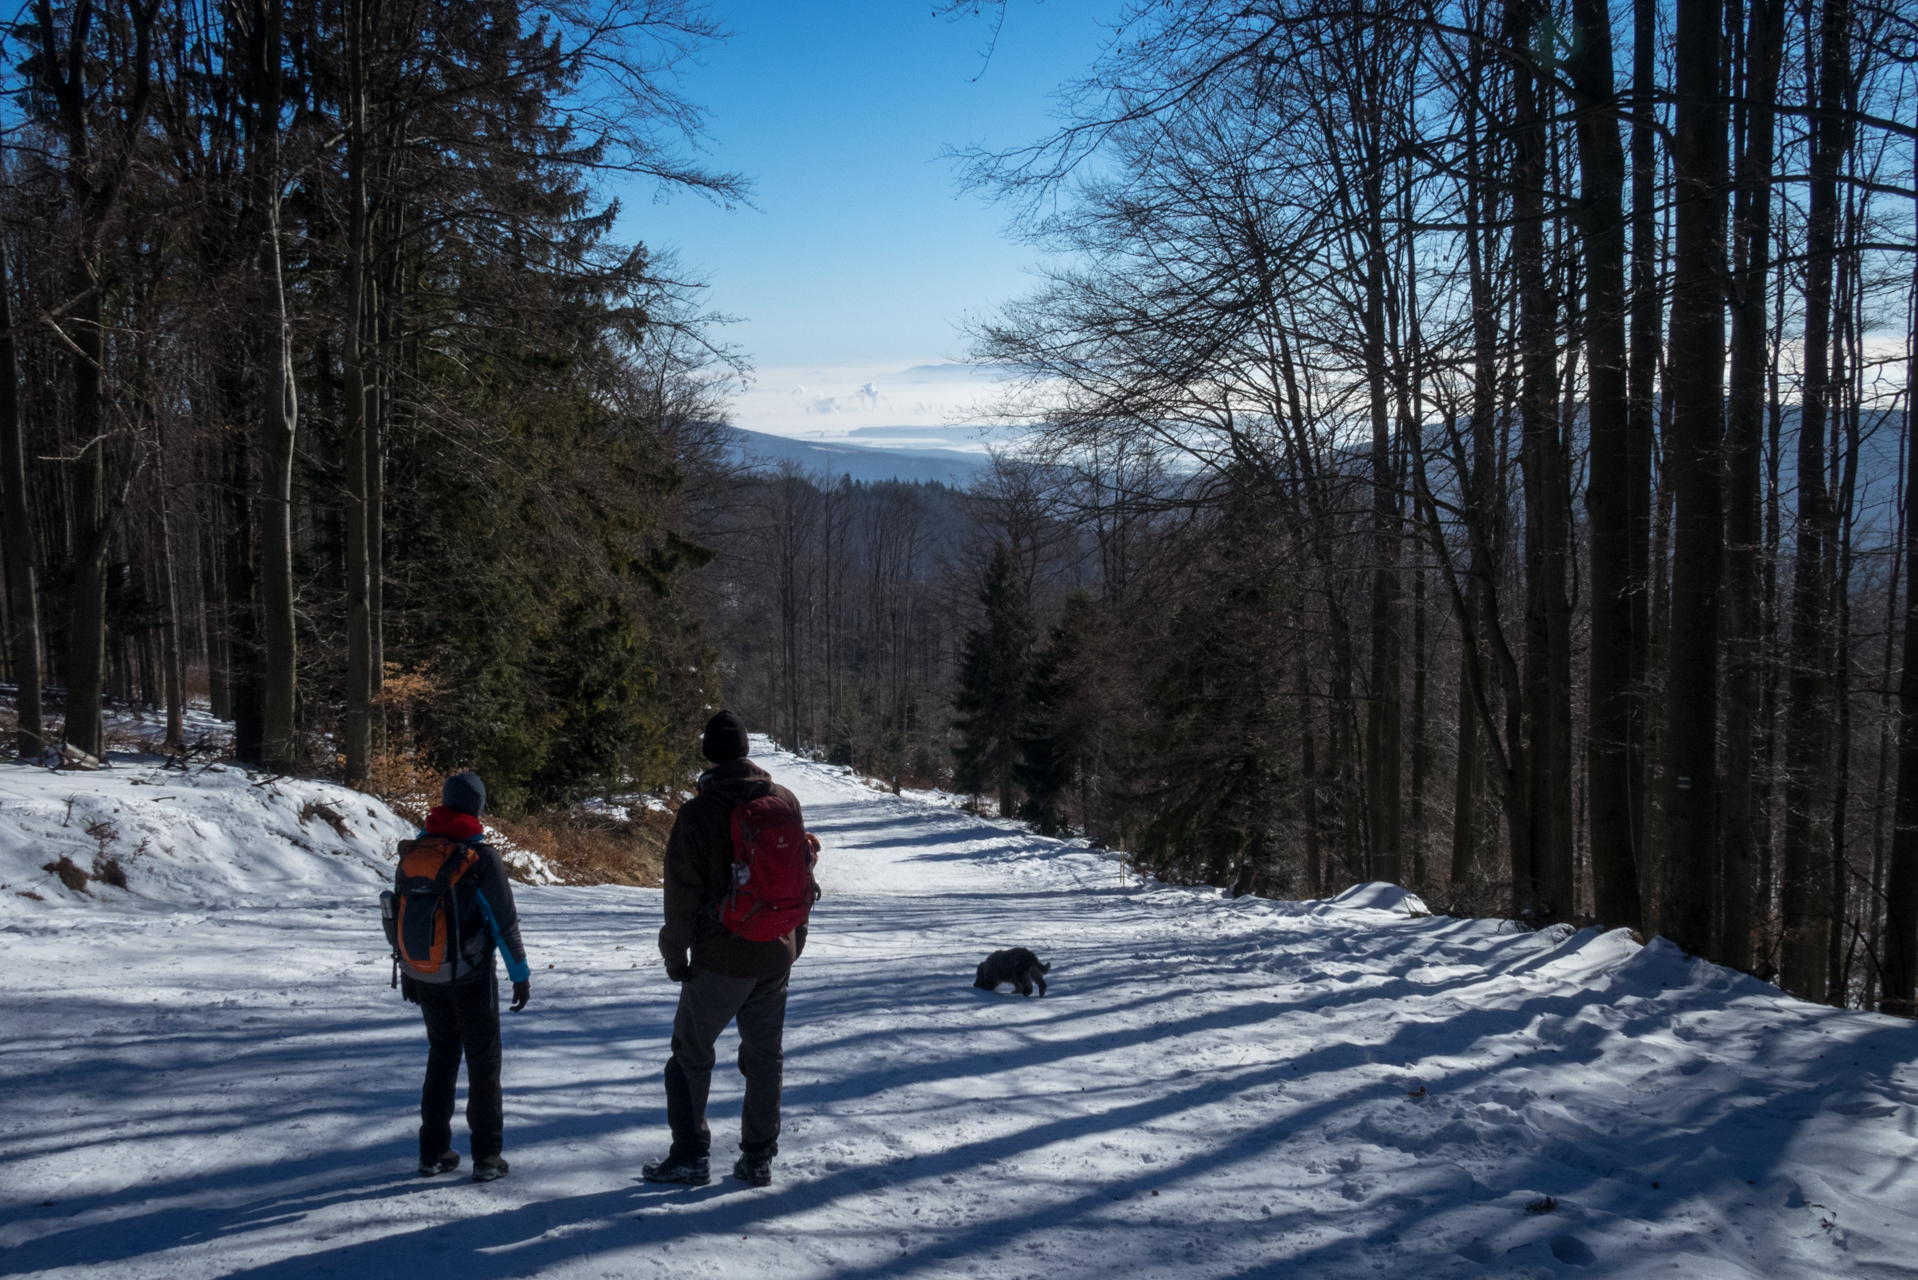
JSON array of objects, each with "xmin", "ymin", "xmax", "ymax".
[
  {"xmin": 0, "ymin": 756, "xmax": 415, "ymax": 915},
  {"xmin": 1327, "ymin": 880, "xmax": 1432, "ymax": 915}
]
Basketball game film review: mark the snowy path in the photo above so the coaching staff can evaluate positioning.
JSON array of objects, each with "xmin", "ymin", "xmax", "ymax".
[{"xmin": 5, "ymin": 746, "xmax": 1918, "ymax": 1278}]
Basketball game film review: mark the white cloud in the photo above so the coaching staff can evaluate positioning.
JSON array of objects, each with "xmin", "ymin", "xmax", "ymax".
[{"xmin": 731, "ymin": 361, "xmax": 1019, "ymax": 436}]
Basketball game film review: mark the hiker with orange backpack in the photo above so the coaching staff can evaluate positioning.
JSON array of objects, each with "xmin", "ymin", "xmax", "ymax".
[
  {"xmin": 643, "ymin": 711, "xmax": 819, "ymax": 1188},
  {"xmin": 383, "ymin": 771, "xmax": 530, "ymax": 1183}
]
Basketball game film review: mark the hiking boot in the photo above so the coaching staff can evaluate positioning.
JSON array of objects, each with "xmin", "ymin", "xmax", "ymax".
[
  {"xmin": 732, "ymin": 1150, "xmax": 773, "ymax": 1187},
  {"xmin": 419, "ymin": 1151, "xmax": 460, "ymax": 1177},
  {"xmin": 641, "ymin": 1153, "xmax": 711, "ymax": 1186},
  {"xmin": 471, "ymin": 1156, "xmax": 509, "ymax": 1184}
]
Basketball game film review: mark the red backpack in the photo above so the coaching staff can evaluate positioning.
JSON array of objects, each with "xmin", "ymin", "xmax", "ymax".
[{"xmin": 718, "ymin": 793, "xmax": 820, "ymax": 941}]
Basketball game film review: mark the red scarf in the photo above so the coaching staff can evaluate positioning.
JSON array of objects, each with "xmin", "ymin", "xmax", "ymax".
[{"xmin": 424, "ymin": 806, "xmax": 485, "ymax": 840}]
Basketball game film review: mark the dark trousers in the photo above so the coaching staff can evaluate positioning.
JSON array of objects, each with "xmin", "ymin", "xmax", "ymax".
[
  {"xmin": 664, "ymin": 967, "xmax": 789, "ymax": 1159},
  {"xmin": 417, "ymin": 972, "xmax": 503, "ymax": 1160}
]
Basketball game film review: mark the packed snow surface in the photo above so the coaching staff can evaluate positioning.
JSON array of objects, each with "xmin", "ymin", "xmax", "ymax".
[{"xmin": 4, "ymin": 742, "xmax": 1918, "ymax": 1278}]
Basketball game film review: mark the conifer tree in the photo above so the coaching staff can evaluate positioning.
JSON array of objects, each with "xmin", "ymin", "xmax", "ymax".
[
  {"xmin": 1133, "ymin": 489, "xmax": 1290, "ymax": 893},
  {"xmin": 952, "ymin": 544, "xmax": 1032, "ymax": 817},
  {"xmin": 1016, "ymin": 591, "xmax": 1099, "ymax": 835}
]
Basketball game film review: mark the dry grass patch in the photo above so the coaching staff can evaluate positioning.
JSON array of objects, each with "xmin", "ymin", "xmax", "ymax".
[
  {"xmin": 487, "ymin": 807, "xmax": 670, "ymax": 887},
  {"xmin": 42, "ymin": 856, "xmax": 89, "ymax": 893}
]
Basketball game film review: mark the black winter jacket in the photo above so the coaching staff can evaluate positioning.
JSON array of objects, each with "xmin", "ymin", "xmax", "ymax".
[{"xmin": 658, "ymin": 758, "xmax": 808, "ymax": 979}]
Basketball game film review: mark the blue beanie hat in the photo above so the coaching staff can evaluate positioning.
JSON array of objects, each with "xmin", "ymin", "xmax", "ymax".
[{"xmin": 442, "ymin": 771, "xmax": 486, "ymax": 818}]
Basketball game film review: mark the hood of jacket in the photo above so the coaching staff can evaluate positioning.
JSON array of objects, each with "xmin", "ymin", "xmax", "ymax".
[{"xmin": 698, "ymin": 756, "xmax": 774, "ymax": 807}]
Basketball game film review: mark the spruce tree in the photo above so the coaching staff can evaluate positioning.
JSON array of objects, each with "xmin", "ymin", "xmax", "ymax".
[
  {"xmin": 952, "ymin": 544, "xmax": 1033, "ymax": 816},
  {"xmin": 1134, "ymin": 487, "xmax": 1291, "ymax": 892},
  {"xmin": 1016, "ymin": 591, "xmax": 1099, "ymax": 835}
]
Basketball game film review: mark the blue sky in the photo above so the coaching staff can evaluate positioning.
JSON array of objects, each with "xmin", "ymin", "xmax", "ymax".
[{"xmin": 614, "ymin": 0, "xmax": 1117, "ymax": 436}]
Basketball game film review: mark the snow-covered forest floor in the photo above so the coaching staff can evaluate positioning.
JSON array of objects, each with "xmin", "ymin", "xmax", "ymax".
[{"xmin": 3, "ymin": 742, "xmax": 1917, "ymax": 1278}]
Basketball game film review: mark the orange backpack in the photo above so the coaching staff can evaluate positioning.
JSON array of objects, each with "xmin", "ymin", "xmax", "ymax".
[{"xmin": 390, "ymin": 837, "xmax": 481, "ymax": 985}]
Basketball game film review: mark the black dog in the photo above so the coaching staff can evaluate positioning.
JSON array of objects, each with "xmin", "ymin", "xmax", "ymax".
[{"xmin": 974, "ymin": 948, "xmax": 1050, "ymax": 997}]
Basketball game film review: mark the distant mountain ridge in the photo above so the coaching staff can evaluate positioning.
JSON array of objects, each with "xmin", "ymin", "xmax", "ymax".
[{"xmin": 726, "ymin": 426, "xmax": 989, "ymax": 488}]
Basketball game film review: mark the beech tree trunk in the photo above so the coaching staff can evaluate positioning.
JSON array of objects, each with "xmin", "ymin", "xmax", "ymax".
[
  {"xmin": 65, "ymin": 287, "xmax": 112, "ymax": 759},
  {"xmin": 1660, "ymin": 0, "xmax": 1727, "ymax": 957},
  {"xmin": 1511, "ymin": 0, "xmax": 1570, "ymax": 924},
  {"xmin": 1301, "ymin": 648, "xmax": 1322, "ymax": 897},
  {"xmin": 1363, "ymin": 150, "xmax": 1403, "ymax": 888},
  {"xmin": 1718, "ymin": 0, "xmax": 1782, "ymax": 973},
  {"xmin": 341, "ymin": 0, "xmax": 373, "ymax": 786},
  {"xmin": 224, "ymin": 423, "xmax": 264, "ymax": 764},
  {"xmin": 1627, "ymin": 0, "xmax": 1660, "ymax": 908},
  {"xmin": 0, "ymin": 248, "xmax": 44, "ymax": 758},
  {"xmin": 199, "ymin": 460, "xmax": 231, "ymax": 724},
  {"xmin": 1450, "ymin": 43, "xmax": 1498, "ymax": 906},
  {"xmin": 1780, "ymin": 0, "xmax": 1849, "ymax": 996},
  {"xmin": 154, "ymin": 441, "xmax": 185, "ymax": 749},
  {"xmin": 1571, "ymin": 0, "xmax": 1642, "ymax": 932},
  {"xmin": 1882, "ymin": 142, "xmax": 1918, "ymax": 1015},
  {"xmin": 252, "ymin": 0, "xmax": 299, "ymax": 772}
]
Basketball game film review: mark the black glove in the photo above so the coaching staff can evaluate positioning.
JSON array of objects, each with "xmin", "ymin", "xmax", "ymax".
[
  {"xmin": 665, "ymin": 960, "xmax": 692, "ymax": 983},
  {"xmin": 509, "ymin": 980, "xmax": 530, "ymax": 1012}
]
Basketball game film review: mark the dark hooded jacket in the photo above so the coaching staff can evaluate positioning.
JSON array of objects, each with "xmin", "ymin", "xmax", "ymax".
[{"xmin": 659, "ymin": 757, "xmax": 808, "ymax": 978}]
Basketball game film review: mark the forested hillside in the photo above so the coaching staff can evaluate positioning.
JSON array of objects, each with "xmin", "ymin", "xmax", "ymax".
[
  {"xmin": 0, "ymin": 0, "xmax": 738, "ymax": 813},
  {"xmin": 705, "ymin": 0, "xmax": 1918, "ymax": 1025},
  {"xmin": 934, "ymin": 0, "xmax": 1918, "ymax": 1018}
]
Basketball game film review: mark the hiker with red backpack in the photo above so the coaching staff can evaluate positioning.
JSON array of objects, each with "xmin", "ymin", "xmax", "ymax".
[
  {"xmin": 383, "ymin": 771, "xmax": 530, "ymax": 1184},
  {"xmin": 643, "ymin": 711, "xmax": 819, "ymax": 1188}
]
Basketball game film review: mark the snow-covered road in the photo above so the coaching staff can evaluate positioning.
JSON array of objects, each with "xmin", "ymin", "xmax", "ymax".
[{"xmin": 4, "ymin": 745, "xmax": 1918, "ymax": 1278}]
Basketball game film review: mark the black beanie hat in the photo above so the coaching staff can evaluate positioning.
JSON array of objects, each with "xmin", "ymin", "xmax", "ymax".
[
  {"xmin": 702, "ymin": 710, "xmax": 749, "ymax": 764},
  {"xmin": 442, "ymin": 770, "xmax": 486, "ymax": 818}
]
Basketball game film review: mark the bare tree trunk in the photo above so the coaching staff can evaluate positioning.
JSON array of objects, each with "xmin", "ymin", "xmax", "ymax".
[
  {"xmin": 1658, "ymin": 0, "xmax": 1726, "ymax": 957},
  {"xmin": 1511, "ymin": 0, "xmax": 1569, "ymax": 924},
  {"xmin": 1451, "ymin": 637, "xmax": 1481, "ymax": 895},
  {"xmin": 252, "ymin": 0, "xmax": 299, "ymax": 773},
  {"xmin": 1718, "ymin": 0, "xmax": 1781, "ymax": 971},
  {"xmin": 32, "ymin": 0, "xmax": 162, "ymax": 761},
  {"xmin": 340, "ymin": 0, "xmax": 373, "ymax": 786},
  {"xmin": 371, "ymin": 219, "xmax": 397, "ymax": 715},
  {"xmin": 224, "ymin": 422, "xmax": 264, "ymax": 764},
  {"xmin": 1363, "ymin": 156, "xmax": 1403, "ymax": 888},
  {"xmin": 1830, "ymin": 269, "xmax": 1862, "ymax": 1004},
  {"xmin": 1825, "ymin": 270, "xmax": 1856, "ymax": 1005},
  {"xmin": 0, "ymin": 247, "xmax": 44, "ymax": 758},
  {"xmin": 198, "ymin": 447, "xmax": 231, "ymax": 723},
  {"xmin": 1450, "ymin": 37, "xmax": 1499, "ymax": 909},
  {"xmin": 1883, "ymin": 147, "xmax": 1918, "ymax": 1014},
  {"xmin": 1781, "ymin": 0, "xmax": 1848, "ymax": 996},
  {"xmin": 65, "ymin": 286, "xmax": 112, "ymax": 759},
  {"xmin": 1410, "ymin": 529, "xmax": 1429, "ymax": 894},
  {"xmin": 153, "ymin": 440, "xmax": 184, "ymax": 749},
  {"xmin": 1757, "ymin": 263, "xmax": 1788, "ymax": 965},
  {"xmin": 1627, "ymin": 0, "xmax": 1660, "ymax": 907},
  {"xmin": 1865, "ymin": 461, "xmax": 1901, "ymax": 1007},
  {"xmin": 1571, "ymin": 0, "xmax": 1642, "ymax": 931},
  {"xmin": 1326, "ymin": 587, "xmax": 1358, "ymax": 884},
  {"xmin": 1301, "ymin": 646, "xmax": 1322, "ymax": 897}
]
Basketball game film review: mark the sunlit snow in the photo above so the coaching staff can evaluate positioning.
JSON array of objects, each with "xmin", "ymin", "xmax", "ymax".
[{"xmin": 3, "ymin": 739, "xmax": 1916, "ymax": 1278}]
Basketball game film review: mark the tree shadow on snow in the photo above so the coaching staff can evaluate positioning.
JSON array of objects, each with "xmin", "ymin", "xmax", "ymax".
[{"xmin": 9, "ymin": 898, "xmax": 1912, "ymax": 1278}]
